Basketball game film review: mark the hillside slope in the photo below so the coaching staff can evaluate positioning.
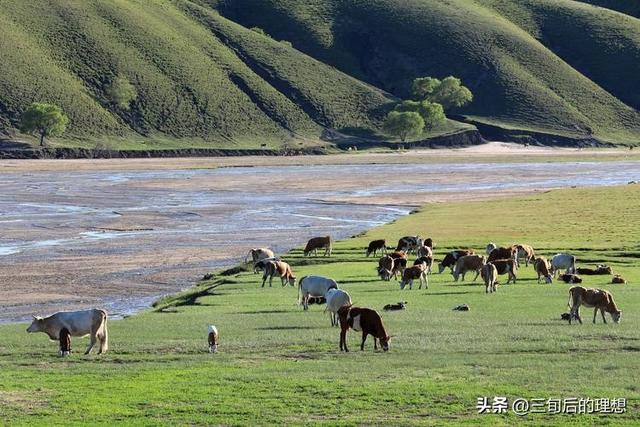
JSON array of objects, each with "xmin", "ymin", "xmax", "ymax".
[
  {"xmin": 0, "ymin": 0, "xmax": 395, "ymax": 148},
  {"xmin": 219, "ymin": 0, "xmax": 640, "ymax": 144}
]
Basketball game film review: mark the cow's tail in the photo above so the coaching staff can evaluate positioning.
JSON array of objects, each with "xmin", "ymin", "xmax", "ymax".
[
  {"xmin": 297, "ymin": 276, "xmax": 307, "ymax": 305},
  {"xmin": 567, "ymin": 289, "xmax": 574, "ymax": 311},
  {"xmin": 99, "ymin": 309, "xmax": 108, "ymax": 353},
  {"xmin": 244, "ymin": 249, "xmax": 252, "ymax": 264}
]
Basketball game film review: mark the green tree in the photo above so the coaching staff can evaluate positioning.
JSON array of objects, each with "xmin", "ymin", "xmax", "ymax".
[
  {"xmin": 20, "ymin": 103, "xmax": 69, "ymax": 146},
  {"xmin": 107, "ymin": 76, "xmax": 137, "ymax": 109},
  {"xmin": 411, "ymin": 76, "xmax": 473, "ymax": 110},
  {"xmin": 394, "ymin": 100, "xmax": 446, "ymax": 131},
  {"xmin": 383, "ymin": 111, "xmax": 424, "ymax": 142}
]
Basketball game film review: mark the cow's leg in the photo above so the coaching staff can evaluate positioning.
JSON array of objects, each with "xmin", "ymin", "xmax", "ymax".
[
  {"xmin": 593, "ymin": 308, "xmax": 598, "ymax": 324},
  {"xmin": 472, "ymin": 270, "xmax": 480, "ymax": 282},
  {"xmin": 269, "ymin": 274, "xmax": 273, "ymax": 287},
  {"xmin": 303, "ymin": 293, "xmax": 309, "ymax": 310},
  {"xmin": 361, "ymin": 331, "xmax": 367, "ymax": 351},
  {"xmin": 261, "ymin": 272, "xmax": 268, "ymax": 287},
  {"xmin": 373, "ymin": 337, "xmax": 378, "ymax": 350},
  {"xmin": 600, "ymin": 308, "xmax": 607, "ymax": 324},
  {"xmin": 340, "ymin": 327, "xmax": 348, "ymax": 352},
  {"xmin": 85, "ymin": 332, "xmax": 97, "ymax": 355}
]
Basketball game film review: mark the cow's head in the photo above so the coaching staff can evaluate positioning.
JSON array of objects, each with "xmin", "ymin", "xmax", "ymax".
[
  {"xmin": 544, "ymin": 275, "xmax": 553, "ymax": 284},
  {"xmin": 379, "ymin": 335, "xmax": 390, "ymax": 351},
  {"xmin": 285, "ymin": 276, "xmax": 296, "ymax": 287},
  {"xmin": 378, "ymin": 268, "xmax": 391, "ymax": 281},
  {"xmin": 26, "ymin": 316, "xmax": 44, "ymax": 333},
  {"xmin": 612, "ymin": 310, "xmax": 622, "ymax": 324},
  {"xmin": 437, "ymin": 262, "xmax": 445, "ymax": 274}
]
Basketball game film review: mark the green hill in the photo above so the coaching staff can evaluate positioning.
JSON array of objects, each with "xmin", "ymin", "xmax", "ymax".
[{"xmin": 0, "ymin": 0, "xmax": 639, "ymax": 148}]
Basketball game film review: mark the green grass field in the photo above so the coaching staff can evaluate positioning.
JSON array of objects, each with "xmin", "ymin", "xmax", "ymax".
[{"xmin": 1, "ymin": 185, "xmax": 639, "ymax": 425}]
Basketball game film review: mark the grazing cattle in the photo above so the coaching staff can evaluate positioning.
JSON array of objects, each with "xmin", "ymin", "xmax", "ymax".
[
  {"xmin": 567, "ymin": 286, "xmax": 621, "ymax": 324},
  {"xmin": 417, "ymin": 245, "xmax": 433, "ymax": 259},
  {"xmin": 453, "ymin": 304, "xmax": 470, "ymax": 311},
  {"xmin": 576, "ymin": 265, "xmax": 613, "ymax": 275},
  {"xmin": 612, "ymin": 275, "xmax": 627, "ymax": 284},
  {"xmin": 414, "ymin": 255, "xmax": 433, "ymax": 274},
  {"xmin": 559, "ymin": 273, "xmax": 582, "ymax": 284},
  {"xmin": 400, "ymin": 262, "xmax": 428, "ymax": 290},
  {"xmin": 325, "ymin": 289, "xmax": 352, "ymax": 327},
  {"xmin": 304, "ymin": 236, "xmax": 332, "ymax": 257},
  {"xmin": 366, "ymin": 239, "xmax": 387, "ymax": 257},
  {"xmin": 489, "ymin": 259, "xmax": 518, "ymax": 284},
  {"xmin": 383, "ymin": 301, "xmax": 407, "ymax": 311},
  {"xmin": 452, "ymin": 255, "xmax": 486, "ymax": 282},
  {"xmin": 550, "ymin": 253, "xmax": 576, "ymax": 277},
  {"xmin": 560, "ymin": 312, "xmax": 572, "ymax": 321},
  {"xmin": 395, "ymin": 236, "xmax": 421, "ymax": 254},
  {"xmin": 486, "ymin": 242, "xmax": 497, "ymax": 255},
  {"xmin": 438, "ymin": 249, "xmax": 475, "ymax": 274},
  {"xmin": 481, "ymin": 263, "xmax": 498, "ymax": 293},
  {"xmin": 252, "ymin": 256, "xmax": 280, "ymax": 274},
  {"xmin": 245, "ymin": 248, "xmax": 275, "ymax": 270},
  {"xmin": 534, "ymin": 257, "xmax": 553, "ymax": 284},
  {"xmin": 377, "ymin": 255, "xmax": 395, "ymax": 281},
  {"xmin": 26, "ymin": 309, "xmax": 108, "ymax": 355},
  {"xmin": 262, "ymin": 260, "xmax": 296, "ymax": 287},
  {"xmin": 59, "ymin": 328, "xmax": 71, "ymax": 357},
  {"xmin": 487, "ymin": 246, "xmax": 517, "ymax": 263},
  {"xmin": 515, "ymin": 244, "xmax": 536, "ymax": 267},
  {"xmin": 338, "ymin": 306, "xmax": 390, "ymax": 352},
  {"xmin": 208, "ymin": 325, "xmax": 219, "ymax": 353},
  {"xmin": 391, "ymin": 257, "xmax": 408, "ymax": 279},
  {"xmin": 298, "ymin": 276, "xmax": 338, "ymax": 310}
]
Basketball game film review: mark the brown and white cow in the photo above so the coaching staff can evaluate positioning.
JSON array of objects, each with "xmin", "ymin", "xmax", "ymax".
[
  {"xmin": 59, "ymin": 327, "xmax": 71, "ymax": 357},
  {"xmin": 245, "ymin": 248, "xmax": 275, "ymax": 267},
  {"xmin": 208, "ymin": 325, "xmax": 219, "ymax": 353},
  {"xmin": 452, "ymin": 255, "xmax": 486, "ymax": 282},
  {"xmin": 399, "ymin": 262, "xmax": 428, "ymax": 290},
  {"xmin": 487, "ymin": 246, "xmax": 517, "ymax": 263},
  {"xmin": 304, "ymin": 236, "xmax": 332, "ymax": 257},
  {"xmin": 262, "ymin": 260, "xmax": 296, "ymax": 287},
  {"xmin": 391, "ymin": 257, "xmax": 407, "ymax": 279},
  {"xmin": 366, "ymin": 239, "xmax": 387, "ymax": 257},
  {"xmin": 389, "ymin": 250, "xmax": 408, "ymax": 261},
  {"xmin": 338, "ymin": 306, "xmax": 390, "ymax": 352},
  {"xmin": 515, "ymin": 244, "xmax": 536, "ymax": 267},
  {"xmin": 481, "ymin": 263, "xmax": 498, "ymax": 293},
  {"xmin": 27, "ymin": 309, "xmax": 108, "ymax": 355},
  {"xmin": 377, "ymin": 255, "xmax": 395, "ymax": 281},
  {"xmin": 489, "ymin": 259, "xmax": 518, "ymax": 284},
  {"xmin": 567, "ymin": 286, "xmax": 621, "ymax": 324},
  {"xmin": 414, "ymin": 255, "xmax": 433, "ymax": 274},
  {"xmin": 417, "ymin": 244, "xmax": 433, "ymax": 259},
  {"xmin": 534, "ymin": 257, "xmax": 553, "ymax": 284},
  {"xmin": 438, "ymin": 249, "xmax": 475, "ymax": 274}
]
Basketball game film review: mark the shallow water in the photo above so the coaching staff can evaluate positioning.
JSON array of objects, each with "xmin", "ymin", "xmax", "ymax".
[{"xmin": 1, "ymin": 160, "xmax": 638, "ymax": 322}]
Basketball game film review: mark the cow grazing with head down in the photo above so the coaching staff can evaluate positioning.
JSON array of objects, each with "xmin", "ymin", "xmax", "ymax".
[
  {"xmin": 487, "ymin": 246, "xmax": 517, "ymax": 263},
  {"xmin": 338, "ymin": 306, "xmax": 390, "ymax": 352},
  {"xmin": 400, "ymin": 262, "xmax": 428, "ymax": 290},
  {"xmin": 304, "ymin": 236, "xmax": 332, "ymax": 257},
  {"xmin": 395, "ymin": 236, "xmax": 421, "ymax": 254},
  {"xmin": 298, "ymin": 276, "xmax": 338, "ymax": 310},
  {"xmin": 515, "ymin": 244, "xmax": 536, "ymax": 267},
  {"xmin": 246, "ymin": 248, "xmax": 275, "ymax": 272},
  {"xmin": 534, "ymin": 257, "xmax": 553, "ymax": 284},
  {"xmin": 377, "ymin": 255, "xmax": 395, "ymax": 281},
  {"xmin": 208, "ymin": 325, "xmax": 219, "ymax": 353},
  {"xmin": 252, "ymin": 257, "xmax": 280, "ymax": 274},
  {"xmin": 481, "ymin": 263, "xmax": 498, "ymax": 293},
  {"xmin": 452, "ymin": 255, "xmax": 486, "ymax": 282},
  {"xmin": 261, "ymin": 260, "xmax": 296, "ymax": 287},
  {"xmin": 489, "ymin": 259, "xmax": 518, "ymax": 284},
  {"xmin": 366, "ymin": 239, "xmax": 387, "ymax": 257},
  {"xmin": 438, "ymin": 249, "xmax": 474, "ymax": 274},
  {"xmin": 568, "ymin": 286, "xmax": 621, "ymax": 324},
  {"xmin": 27, "ymin": 309, "xmax": 108, "ymax": 355}
]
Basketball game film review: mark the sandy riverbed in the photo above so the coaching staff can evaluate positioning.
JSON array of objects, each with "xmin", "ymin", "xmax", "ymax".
[{"xmin": 1, "ymin": 143, "xmax": 638, "ymax": 322}]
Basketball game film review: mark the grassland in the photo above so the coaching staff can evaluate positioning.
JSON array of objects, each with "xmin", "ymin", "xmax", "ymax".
[{"xmin": 1, "ymin": 185, "xmax": 639, "ymax": 425}]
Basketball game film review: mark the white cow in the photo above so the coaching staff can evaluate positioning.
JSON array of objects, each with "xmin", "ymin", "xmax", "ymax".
[
  {"xmin": 324, "ymin": 289, "xmax": 352, "ymax": 327},
  {"xmin": 245, "ymin": 248, "xmax": 275, "ymax": 273},
  {"xmin": 551, "ymin": 253, "xmax": 576, "ymax": 277},
  {"xmin": 298, "ymin": 275, "xmax": 338, "ymax": 310},
  {"xmin": 26, "ymin": 309, "xmax": 108, "ymax": 355}
]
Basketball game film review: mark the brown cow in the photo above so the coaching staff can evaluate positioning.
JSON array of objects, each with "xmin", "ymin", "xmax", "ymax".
[
  {"xmin": 452, "ymin": 255, "xmax": 486, "ymax": 282},
  {"xmin": 438, "ymin": 249, "xmax": 475, "ymax": 274},
  {"xmin": 366, "ymin": 239, "xmax": 387, "ymax": 257},
  {"xmin": 424, "ymin": 237, "xmax": 434, "ymax": 249},
  {"xmin": 377, "ymin": 255, "xmax": 394, "ymax": 281},
  {"xmin": 534, "ymin": 257, "xmax": 553, "ymax": 284},
  {"xmin": 612, "ymin": 275, "xmax": 627, "ymax": 284},
  {"xmin": 262, "ymin": 260, "xmax": 296, "ymax": 287},
  {"xmin": 567, "ymin": 286, "xmax": 621, "ymax": 324},
  {"xmin": 481, "ymin": 263, "xmax": 498, "ymax": 293},
  {"xmin": 489, "ymin": 259, "xmax": 518, "ymax": 284},
  {"xmin": 304, "ymin": 236, "xmax": 332, "ymax": 257},
  {"xmin": 515, "ymin": 244, "xmax": 536, "ymax": 267},
  {"xmin": 338, "ymin": 306, "xmax": 390, "ymax": 352},
  {"xmin": 417, "ymin": 245, "xmax": 433, "ymax": 259},
  {"xmin": 389, "ymin": 250, "xmax": 408, "ymax": 260},
  {"xmin": 399, "ymin": 263, "xmax": 428, "ymax": 290},
  {"xmin": 576, "ymin": 265, "xmax": 613, "ymax": 275},
  {"xmin": 391, "ymin": 257, "xmax": 407, "ymax": 279},
  {"xmin": 487, "ymin": 246, "xmax": 517, "ymax": 263},
  {"xmin": 59, "ymin": 327, "xmax": 71, "ymax": 357}
]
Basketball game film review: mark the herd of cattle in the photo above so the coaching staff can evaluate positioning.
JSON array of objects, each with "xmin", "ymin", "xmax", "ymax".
[{"xmin": 26, "ymin": 234, "xmax": 624, "ymax": 356}]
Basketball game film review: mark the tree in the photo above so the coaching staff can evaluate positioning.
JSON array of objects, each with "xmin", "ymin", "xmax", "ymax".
[
  {"xmin": 107, "ymin": 76, "xmax": 137, "ymax": 109},
  {"xmin": 411, "ymin": 76, "xmax": 473, "ymax": 110},
  {"xmin": 383, "ymin": 111, "xmax": 424, "ymax": 142},
  {"xmin": 20, "ymin": 103, "xmax": 69, "ymax": 146},
  {"xmin": 394, "ymin": 100, "xmax": 446, "ymax": 131}
]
